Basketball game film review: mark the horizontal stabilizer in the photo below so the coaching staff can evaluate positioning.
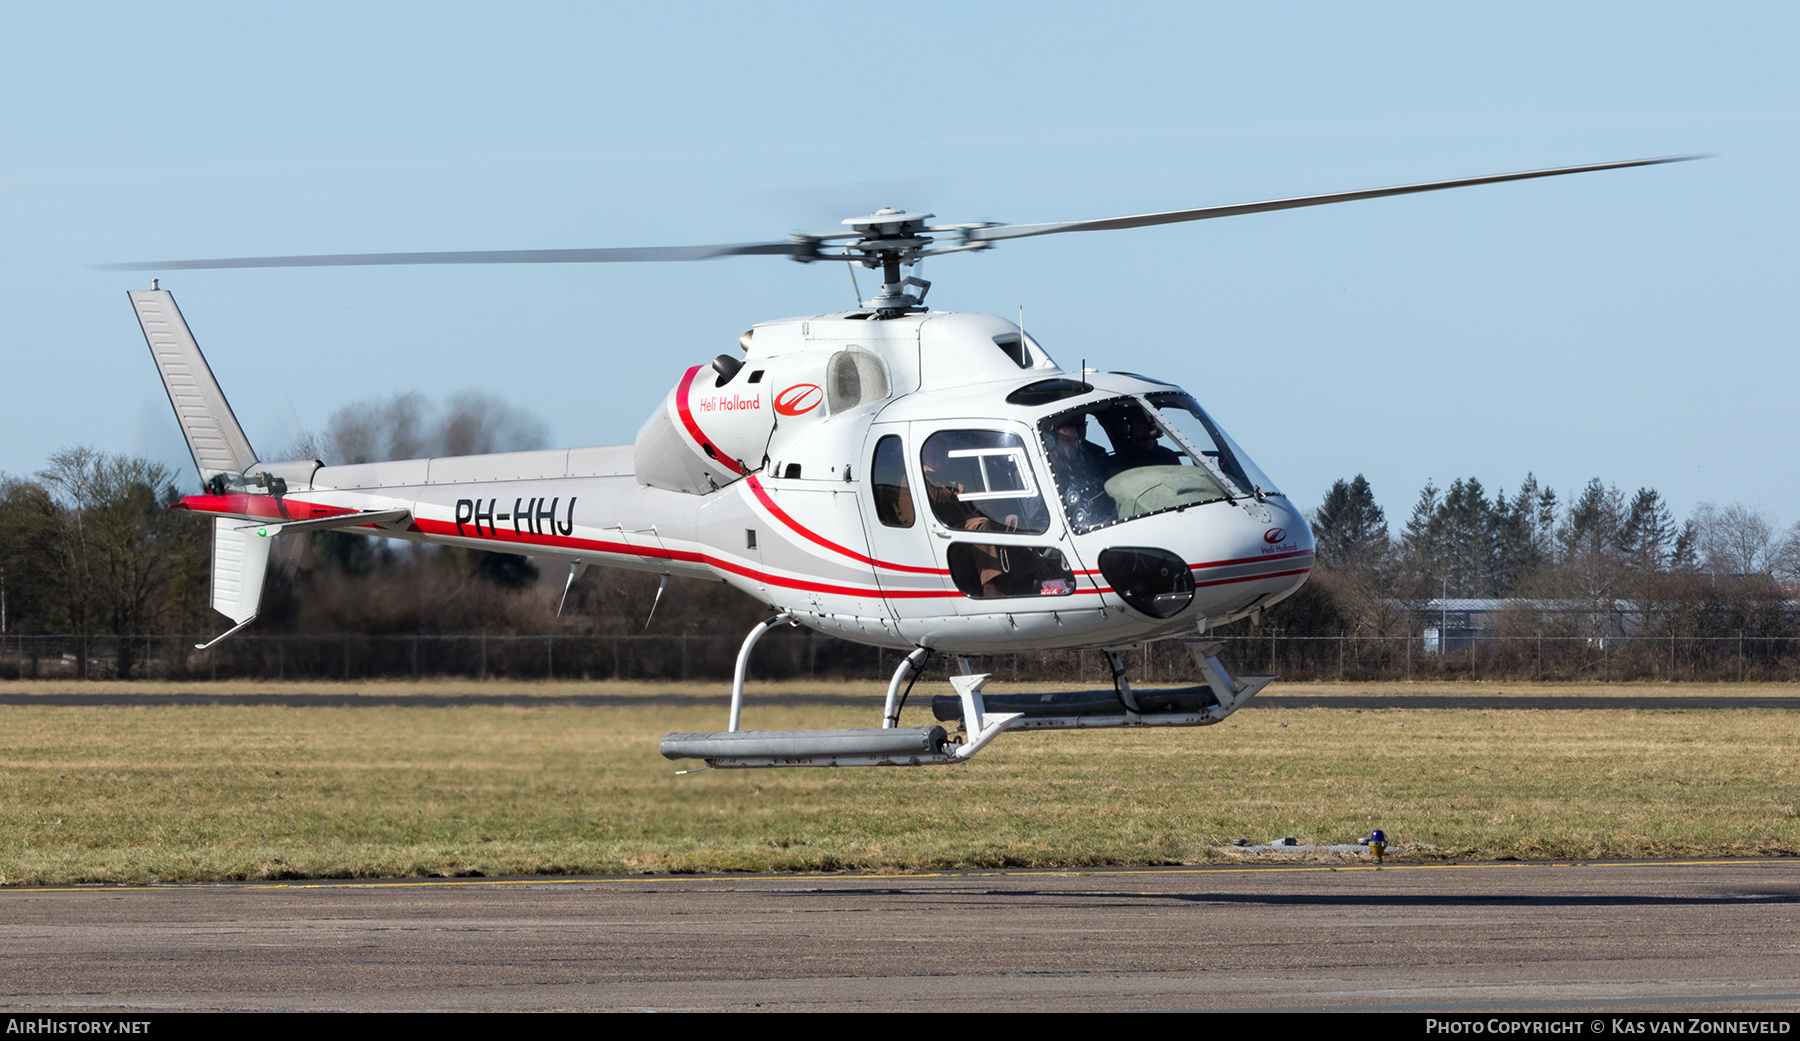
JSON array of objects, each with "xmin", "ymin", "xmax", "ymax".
[
  {"xmin": 235, "ymin": 508, "xmax": 411, "ymax": 537},
  {"xmin": 198, "ymin": 509, "xmax": 411, "ymax": 651},
  {"xmin": 129, "ymin": 289, "xmax": 257, "ymax": 482}
]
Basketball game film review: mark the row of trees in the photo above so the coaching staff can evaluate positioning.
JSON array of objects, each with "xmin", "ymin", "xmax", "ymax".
[
  {"xmin": 0, "ymin": 450, "xmax": 209, "ymax": 649},
  {"xmin": 1285, "ymin": 472, "xmax": 1800, "ymax": 639},
  {"xmin": 0, "ymin": 394, "xmax": 772, "ymax": 677}
]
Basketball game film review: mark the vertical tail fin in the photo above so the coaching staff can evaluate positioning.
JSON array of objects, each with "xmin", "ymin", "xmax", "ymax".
[
  {"xmin": 130, "ymin": 288, "xmax": 271, "ymax": 648},
  {"xmin": 129, "ymin": 288, "xmax": 258, "ymax": 487}
]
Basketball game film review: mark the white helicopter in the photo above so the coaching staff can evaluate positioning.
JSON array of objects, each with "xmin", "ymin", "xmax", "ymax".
[{"xmin": 116, "ymin": 155, "xmax": 1695, "ymax": 769}]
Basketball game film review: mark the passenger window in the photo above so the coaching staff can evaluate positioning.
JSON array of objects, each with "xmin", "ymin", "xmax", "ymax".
[
  {"xmin": 871, "ymin": 435, "xmax": 915, "ymax": 528},
  {"xmin": 947, "ymin": 544, "xmax": 1076, "ymax": 599},
  {"xmin": 919, "ymin": 430, "xmax": 1049, "ymax": 536}
]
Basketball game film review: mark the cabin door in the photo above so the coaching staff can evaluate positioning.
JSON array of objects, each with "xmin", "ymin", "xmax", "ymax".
[{"xmin": 858, "ymin": 423, "xmax": 958, "ymax": 623}]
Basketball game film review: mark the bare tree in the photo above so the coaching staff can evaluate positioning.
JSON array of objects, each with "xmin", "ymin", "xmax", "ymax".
[
  {"xmin": 327, "ymin": 392, "xmax": 431, "ymax": 464},
  {"xmin": 270, "ymin": 392, "xmax": 561, "ymax": 623},
  {"xmin": 1689, "ymin": 502, "xmax": 1778, "ymax": 578},
  {"xmin": 437, "ymin": 392, "xmax": 549, "ymax": 457},
  {"xmin": 289, "ymin": 391, "xmax": 549, "ymax": 465},
  {"xmin": 1766, "ymin": 520, "xmax": 1800, "ymax": 586}
]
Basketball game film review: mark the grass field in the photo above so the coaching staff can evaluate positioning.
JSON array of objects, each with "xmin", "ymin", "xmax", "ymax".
[{"xmin": 2, "ymin": 679, "xmax": 1796, "ymax": 885}]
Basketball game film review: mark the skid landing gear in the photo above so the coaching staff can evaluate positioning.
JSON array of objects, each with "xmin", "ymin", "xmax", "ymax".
[
  {"xmin": 931, "ymin": 641, "xmax": 1274, "ymax": 731},
  {"xmin": 658, "ymin": 621, "xmax": 1275, "ymax": 770}
]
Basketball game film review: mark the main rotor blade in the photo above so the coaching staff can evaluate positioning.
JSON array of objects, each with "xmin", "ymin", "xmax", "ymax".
[
  {"xmin": 102, "ymin": 240, "xmax": 811, "ymax": 271},
  {"xmin": 961, "ymin": 155, "xmax": 1707, "ymax": 243},
  {"xmin": 104, "ymin": 155, "xmax": 1703, "ymax": 273}
]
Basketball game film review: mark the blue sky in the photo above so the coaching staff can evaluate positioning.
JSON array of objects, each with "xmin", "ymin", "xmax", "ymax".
[{"xmin": 3, "ymin": 2, "xmax": 1793, "ymax": 529}]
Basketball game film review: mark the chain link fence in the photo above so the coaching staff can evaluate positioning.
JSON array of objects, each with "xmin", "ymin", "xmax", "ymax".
[
  {"xmin": 3, "ymin": 631, "xmax": 1799, "ymax": 683},
  {"xmin": 1228, "ymin": 632, "xmax": 1800, "ymax": 682}
]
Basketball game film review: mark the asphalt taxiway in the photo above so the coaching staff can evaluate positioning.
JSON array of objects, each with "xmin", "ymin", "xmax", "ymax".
[{"xmin": 4, "ymin": 860, "xmax": 1798, "ymax": 1011}]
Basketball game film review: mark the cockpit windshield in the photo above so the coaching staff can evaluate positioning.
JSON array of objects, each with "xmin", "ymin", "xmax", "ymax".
[
  {"xmin": 1039, "ymin": 394, "xmax": 1279, "ymax": 534},
  {"xmin": 1146, "ymin": 392, "xmax": 1278, "ymax": 496}
]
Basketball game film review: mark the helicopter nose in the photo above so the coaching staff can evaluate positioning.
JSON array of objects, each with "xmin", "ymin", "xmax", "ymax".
[
  {"xmin": 1224, "ymin": 503, "xmax": 1315, "ymax": 601},
  {"xmin": 1090, "ymin": 502, "xmax": 1314, "ymax": 624}
]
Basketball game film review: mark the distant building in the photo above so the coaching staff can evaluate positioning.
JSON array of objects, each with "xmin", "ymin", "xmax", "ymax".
[{"xmin": 1411, "ymin": 598, "xmax": 1640, "ymax": 655}]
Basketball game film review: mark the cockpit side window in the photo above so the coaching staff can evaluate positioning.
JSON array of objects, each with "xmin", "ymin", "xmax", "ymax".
[
  {"xmin": 919, "ymin": 430, "xmax": 1049, "ymax": 536},
  {"xmin": 871, "ymin": 434, "xmax": 915, "ymax": 528}
]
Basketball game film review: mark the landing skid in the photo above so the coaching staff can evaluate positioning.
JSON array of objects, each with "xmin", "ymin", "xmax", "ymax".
[
  {"xmin": 935, "ymin": 643, "xmax": 1274, "ymax": 732},
  {"xmin": 659, "ymin": 621, "xmax": 1274, "ymax": 770}
]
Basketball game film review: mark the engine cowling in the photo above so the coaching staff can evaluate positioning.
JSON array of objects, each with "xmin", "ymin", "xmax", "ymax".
[{"xmin": 635, "ymin": 361, "xmax": 776, "ymax": 494}]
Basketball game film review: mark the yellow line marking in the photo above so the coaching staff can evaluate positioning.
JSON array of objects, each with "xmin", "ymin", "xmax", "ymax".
[{"xmin": 3, "ymin": 859, "xmax": 1780, "ymax": 894}]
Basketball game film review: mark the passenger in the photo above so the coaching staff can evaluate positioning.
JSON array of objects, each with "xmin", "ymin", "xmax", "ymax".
[
  {"xmin": 1110, "ymin": 410, "xmax": 1182, "ymax": 472},
  {"xmin": 921, "ymin": 440, "xmax": 1012, "ymax": 532},
  {"xmin": 920, "ymin": 439, "xmax": 1008, "ymax": 595}
]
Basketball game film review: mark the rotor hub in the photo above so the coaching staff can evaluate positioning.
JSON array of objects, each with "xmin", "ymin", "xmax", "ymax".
[
  {"xmin": 841, "ymin": 208, "xmax": 935, "ymax": 237},
  {"xmin": 835, "ymin": 210, "xmax": 937, "ymax": 315}
]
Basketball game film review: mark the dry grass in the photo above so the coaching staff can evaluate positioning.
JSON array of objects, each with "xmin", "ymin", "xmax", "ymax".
[
  {"xmin": 1, "ymin": 677, "xmax": 1790, "ymax": 699},
  {"xmin": 2, "ymin": 680, "xmax": 1797, "ymax": 884}
]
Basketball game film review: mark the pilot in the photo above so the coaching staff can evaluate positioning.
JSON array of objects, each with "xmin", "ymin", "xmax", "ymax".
[{"xmin": 1047, "ymin": 412, "xmax": 1114, "ymax": 529}]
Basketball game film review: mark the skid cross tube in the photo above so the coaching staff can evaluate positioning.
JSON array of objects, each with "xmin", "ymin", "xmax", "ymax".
[
  {"xmin": 729, "ymin": 612, "xmax": 796, "ymax": 732},
  {"xmin": 882, "ymin": 647, "xmax": 932, "ymax": 729},
  {"xmin": 946, "ymin": 673, "xmax": 1022, "ymax": 760}
]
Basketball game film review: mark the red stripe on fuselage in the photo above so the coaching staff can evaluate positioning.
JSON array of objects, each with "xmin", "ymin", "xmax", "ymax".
[
  {"xmin": 173, "ymin": 492, "xmax": 1306, "ymax": 603},
  {"xmin": 172, "ymin": 492, "xmax": 361, "ymax": 522},
  {"xmin": 745, "ymin": 476, "xmax": 949, "ymax": 576},
  {"xmin": 1092, "ymin": 565, "xmax": 1314, "ymax": 597},
  {"xmin": 675, "ymin": 365, "xmax": 745, "ymax": 476},
  {"xmin": 404, "ymin": 516, "xmax": 964, "ymax": 600}
]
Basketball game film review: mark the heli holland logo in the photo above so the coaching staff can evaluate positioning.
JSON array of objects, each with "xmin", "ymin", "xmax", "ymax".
[
  {"xmin": 1263, "ymin": 528, "xmax": 1287, "ymax": 544},
  {"xmin": 774, "ymin": 383, "xmax": 823, "ymax": 416}
]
